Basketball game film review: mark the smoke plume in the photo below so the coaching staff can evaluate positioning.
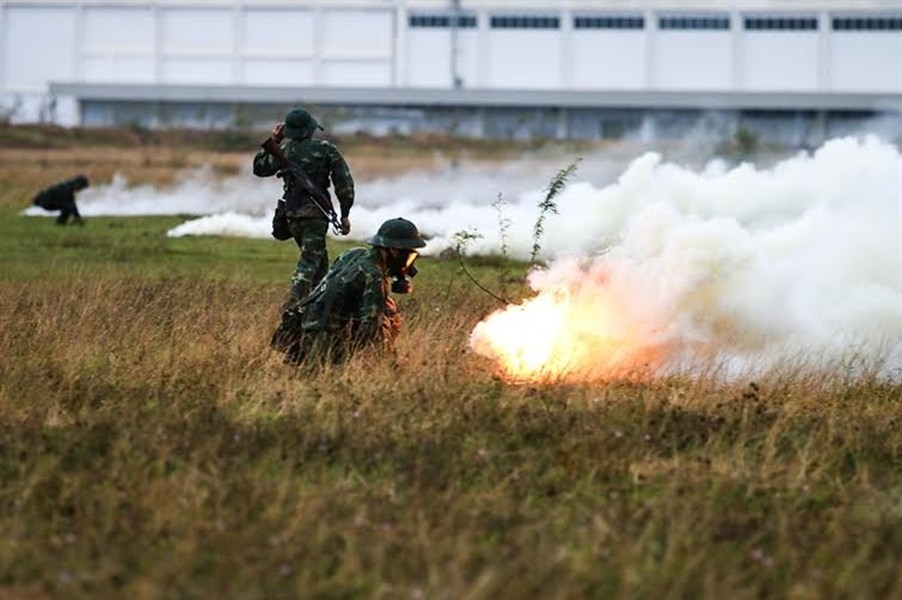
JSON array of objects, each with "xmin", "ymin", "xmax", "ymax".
[
  {"xmin": 470, "ymin": 136, "xmax": 901, "ymax": 380},
  {"xmin": 22, "ymin": 136, "xmax": 901, "ymax": 378}
]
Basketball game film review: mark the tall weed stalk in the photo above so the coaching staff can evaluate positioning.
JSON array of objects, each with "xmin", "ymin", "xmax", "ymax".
[
  {"xmin": 530, "ymin": 157, "xmax": 581, "ymax": 266},
  {"xmin": 453, "ymin": 159, "xmax": 582, "ymax": 304}
]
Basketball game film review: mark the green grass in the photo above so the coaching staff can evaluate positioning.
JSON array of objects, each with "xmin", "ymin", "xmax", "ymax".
[
  {"xmin": 0, "ymin": 207, "xmax": 519, "ymax": 297},
  {"xmin": 1, "ymin": 210, "xmax": 298, "ymax": 282},
  {"xmin": 1, "ymin": 145, "xmax": 900, "ymax": 599}
]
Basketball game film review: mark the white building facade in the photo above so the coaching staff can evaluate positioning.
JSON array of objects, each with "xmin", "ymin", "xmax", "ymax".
[{"xmin": 1, "ymin": 0, "xmax": 900, "ymax": 140}]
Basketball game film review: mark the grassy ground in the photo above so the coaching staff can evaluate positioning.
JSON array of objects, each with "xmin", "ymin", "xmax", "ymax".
[{"xmin": 0, "ymin": 128, "xmax": 900, "ymax": 599}]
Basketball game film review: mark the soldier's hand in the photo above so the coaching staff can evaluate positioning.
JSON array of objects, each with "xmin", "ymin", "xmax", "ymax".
[
  {"xmin": 340, "ymin": 216, "xmax": 351, "ymax": 235},
  {"xmin": 271, "ymin": 122, "xmax": 285, "ymax": 143}
]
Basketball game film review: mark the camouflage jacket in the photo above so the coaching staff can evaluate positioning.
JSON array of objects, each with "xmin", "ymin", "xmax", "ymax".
[
  {"xmin": 253, "ymin": 137, "xmax": 354, "ymax": 220},
  {"xmin": 274, "ymin": 247, "xmax": 401, "ymax": 356}
]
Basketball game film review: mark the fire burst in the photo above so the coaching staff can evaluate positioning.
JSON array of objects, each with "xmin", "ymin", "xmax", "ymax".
[{"xmin": 469, "ymin": 286, "xmax": 659, "ymax": 384}]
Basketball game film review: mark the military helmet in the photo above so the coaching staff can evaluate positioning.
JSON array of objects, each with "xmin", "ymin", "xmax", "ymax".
[
  {"xmin": 367, "ymin": 218, "xmax": 427, "ymax": 249},
  {"xmin": 282, "ymin": 107, "xmax": 323, "ymax": 140}
]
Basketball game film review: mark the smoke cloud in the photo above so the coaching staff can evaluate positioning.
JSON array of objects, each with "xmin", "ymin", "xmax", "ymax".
[
  {"xmin": 21, "ymin": 135, "xmax": 902, "ymax": 378},
  {"xmin": 470, "ymin": 136, "xmax": 902, "ymax": 380}
]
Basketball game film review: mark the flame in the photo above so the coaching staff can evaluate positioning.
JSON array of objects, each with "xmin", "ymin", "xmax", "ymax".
[{"xmin": 469, "ymin": 286, "xmax": 659, "ymax": 383}]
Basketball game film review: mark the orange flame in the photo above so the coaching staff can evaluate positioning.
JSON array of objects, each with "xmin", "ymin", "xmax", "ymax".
[{"xmin": 469, "ymin": 286, "xmax": 660, "ymax": 383}]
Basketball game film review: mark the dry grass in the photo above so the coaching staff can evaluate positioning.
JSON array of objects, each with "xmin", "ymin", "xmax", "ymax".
[
  {"xmin": 0, "ymin": 128, "xmax": 900, "ymax": 598},
  {"xmin": 1, "ymin": 274, "xmax": 900, "ymax": 599},
  {"xmin": 0, "ymin": 144, "xmax": 440, "ymax": 207}
]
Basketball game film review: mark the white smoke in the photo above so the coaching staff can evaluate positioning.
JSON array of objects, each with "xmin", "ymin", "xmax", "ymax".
[
  {"xmin": 159, "ymin": 154, "xmax": 635, "ymax": 256},
  {"xmin": 471, "ymin": 135, "xmax": 902, "ymax": 379},
  {"xmin": 24, "ymin": 150, "xmax": 634, "ymax": 252},
  {"xmin": 23, "ymin": 166, "xmax": 273, "ymax": 217},
  {"xmin": 21, "ymin": 135, "xmax": 902, "ymax": 377}
]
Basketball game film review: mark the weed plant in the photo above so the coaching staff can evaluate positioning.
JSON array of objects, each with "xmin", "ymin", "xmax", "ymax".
[{"xmin": 0, "ymin": 139, "xmax": 900, "ymax": 598}]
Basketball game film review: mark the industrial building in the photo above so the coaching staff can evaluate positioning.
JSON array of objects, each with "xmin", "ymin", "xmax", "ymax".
[{"xmin": 1, "ymin": 0, "xmax": 900, "ymax": 143}]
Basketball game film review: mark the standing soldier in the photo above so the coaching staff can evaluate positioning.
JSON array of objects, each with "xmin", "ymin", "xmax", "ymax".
[
  {"xmin": 32, "ymin": 174, "xmax": 89, "ymax": 226},
  {"xmin": 253, "ymin": 107, "xmax": 355, "ymax": 306},
  {"xmin": 271, "ymin": 218, "xmax": 426, "ymax": 366}
]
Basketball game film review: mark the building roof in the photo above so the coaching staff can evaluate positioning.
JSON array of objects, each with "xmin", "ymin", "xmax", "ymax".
[{"xmin": 49, "ymin": 83, "xmax": 902, "ymax": 113}]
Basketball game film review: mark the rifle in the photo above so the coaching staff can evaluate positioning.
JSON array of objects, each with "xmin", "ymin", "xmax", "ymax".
[{"xmin": 260, "ymin": 137, "xmax": 342, "ymax": 234}]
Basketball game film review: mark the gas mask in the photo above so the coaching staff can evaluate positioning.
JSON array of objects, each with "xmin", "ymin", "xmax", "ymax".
[{"xmin": 386, "ymin": 248, "xmax": 419, "ymax": 294}]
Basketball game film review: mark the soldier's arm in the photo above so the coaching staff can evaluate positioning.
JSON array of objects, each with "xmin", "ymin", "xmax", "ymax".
[
  {"xmin": 351, "ymin": 273, "xmax": 394, "ymax": 351},
  {"xmin": 253, "ymin": 122, "xmax": 286, "ymax": 178},
  {"xmin": 329, "ymin": 147, "xmax": 355, "ymax": 218},
  {"xmin": 253, "ymin": 149, "xmax": 280, "ymax": 178}
]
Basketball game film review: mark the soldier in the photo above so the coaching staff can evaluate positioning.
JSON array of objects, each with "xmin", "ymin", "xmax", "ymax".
[
  {"xmin": 253, "ymin": 107, "xmax": 355, "ymax": 306},
  {"xmin": 271, "ymin": 217, "xmax": 426, "ymax": 366},
  {"xmin": 32, "ymin": 174, "xmax": 89, "ymax": 226}
]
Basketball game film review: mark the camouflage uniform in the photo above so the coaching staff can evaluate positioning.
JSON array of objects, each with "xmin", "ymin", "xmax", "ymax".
[
  {"xmin": 271, "ymin": 246, "xmax": 401, "ymax": 365},
  {"xmin": 253, "ymin": 108, "xmax": 355, "ymax": 303},
  {"xmin": 33, "ymin": 175, "xmax": 89, "ymax": 225}
]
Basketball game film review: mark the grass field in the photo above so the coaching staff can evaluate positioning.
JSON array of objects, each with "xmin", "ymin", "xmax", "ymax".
[{"xmin": 0, "ymin": 127, "xmax": 900, "ymax": 599}]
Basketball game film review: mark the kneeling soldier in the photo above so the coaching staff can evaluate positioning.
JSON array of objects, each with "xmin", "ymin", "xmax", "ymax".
[{"xmin": 271, "ymin": 217, "xmax": 426, "ymax": 366}]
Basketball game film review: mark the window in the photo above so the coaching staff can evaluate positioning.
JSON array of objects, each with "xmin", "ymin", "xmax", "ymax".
[
  {"xmin": 833, "ymin": 16, "xmax": 902, "ymax": 31},
  {"xmin": 659, "ymin": 16, "xmax": 730, "ymax": 30},
  {"xmin": 574, "ymin": 16, "xmax": 644, "ymax": 30},
  {"xmin": 744, "ymin": 17, "xmax": 818, "ymax": 30},
  {"xmin": 409, "ymin": 14, "xmax": 477, "ymax": 28},
  {"xmin": 490, "ymin": 15, "xmax": 560, "ymax": 29}
]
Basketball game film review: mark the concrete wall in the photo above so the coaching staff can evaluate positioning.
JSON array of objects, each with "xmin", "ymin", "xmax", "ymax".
[
  {"xmin": 571, "ymin": 24, "xmax": 647, "ymax": 90},
  {"xmin": 830, "ymin": 27, "xmax": 902, "ymax": 92}
]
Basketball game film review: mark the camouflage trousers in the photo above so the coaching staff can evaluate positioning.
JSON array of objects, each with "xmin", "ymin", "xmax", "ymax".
[
  {"xmin": 271, "ymin": 319, "xmax": 363, "ymax": 366},
  {"xmin": 271, "ymin": 300, "xmax": 402, "ymax": 368},
  {"xmin": 287, "ymin": 217, "xmax": 329, "ymax": 306}
]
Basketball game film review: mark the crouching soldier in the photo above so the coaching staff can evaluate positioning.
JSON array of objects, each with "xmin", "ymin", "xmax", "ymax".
[
  {"xmin": 271, "ymin": 218, "xmax": 426, "ymax": 366},
  {"xmin": 32, "ymin": 174, "xmax": 89, "ymax": 225}
]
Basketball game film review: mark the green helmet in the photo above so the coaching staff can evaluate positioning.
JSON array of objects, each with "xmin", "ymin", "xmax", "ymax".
[
  {"xmin": 367, "ymin": 218, "xmax": 427, "ymax": 249},
  {"xmin": 283, "ymin": 107, "xmax": 323, "ymax": 140}
]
